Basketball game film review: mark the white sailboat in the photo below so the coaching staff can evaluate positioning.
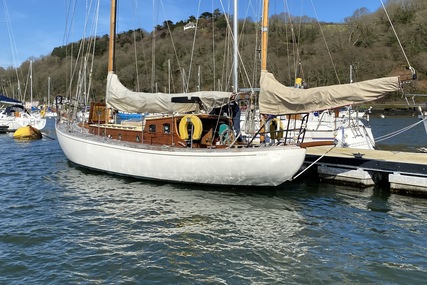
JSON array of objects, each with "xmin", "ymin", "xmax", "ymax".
[
  {"xmin": 0, "ymin": 95, "xmax": 46, "ymax": 132},
  {"xmin": 55, "ymin": 0, "xmax": 306, "ymax": 186},
  {"xmin": 45, "ymin": 77, "xmax": 57, "ymax": 118},
  {"xmin": 240, "ymin": 107, "xmax": 376, "ymax": 149},
  {"xmin": 55, "ymin": 0, "xmax": 408, "ymax": 186}
]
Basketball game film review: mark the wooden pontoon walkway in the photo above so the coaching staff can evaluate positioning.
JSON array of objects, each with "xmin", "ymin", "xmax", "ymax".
[{"xmin": 302, "ymin": 146, "xmax": 427, "ymax": 197}]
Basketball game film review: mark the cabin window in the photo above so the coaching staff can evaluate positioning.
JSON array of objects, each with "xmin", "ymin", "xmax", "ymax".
[
  {"xmin": 163, "ymin": 123, "xmax": 171, "ymax": 134},
  {"xmin": 118, "ymin": 133, "xmax": 122, "ymax": 140},
  {"xmin": 136, "ymin": 135, "xmax": 140, "ymax": 142},
  {"xmin": 149, "ymin": 124, "xmax": 156, "ymax": 132}
]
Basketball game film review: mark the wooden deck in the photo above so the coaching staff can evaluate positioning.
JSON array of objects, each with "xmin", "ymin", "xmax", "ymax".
[{"xmin": 306, "ymin": 146, "xmax": 427, "ymax": 166}]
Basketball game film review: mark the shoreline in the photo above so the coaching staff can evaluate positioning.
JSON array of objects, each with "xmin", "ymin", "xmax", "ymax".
[{"xmin": 355, "ymin": 103, "xmax": 426, "ymax": 116}]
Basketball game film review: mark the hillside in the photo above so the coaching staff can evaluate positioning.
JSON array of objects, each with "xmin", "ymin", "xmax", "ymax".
[{"xmin": 0, "ymin": 0, "xmax": 426, "ymax": 105}]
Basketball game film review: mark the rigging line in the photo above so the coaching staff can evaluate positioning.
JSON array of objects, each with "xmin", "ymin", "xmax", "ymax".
[
  {"xmin": 64, "ymin": 0, "xmax": 78, "ymax": 101},
  {"xmin": 282, "ymin": 1, "xmax": 293, "ymax": 84},
  {"xmin": 219, "ymin": 0, "xmax": 235, "ymax": 87},
  {"xmin": 376, "ymin": 119, "xmax": 425, "ymax": 140},
  {"xmin": 220, "ymin": 0, "xmax": 256, "ymax": 91},
  {"xmin": 1, "ymin": 0, "xmax": 23, "ymax": 100},
  {"xmin": 292, "ymin": 144, "xmax": 337, "ymax": 181},
  {"xmin": 211, "ymin": 0, "xmax": 216, "ymax": 91},
  {"xmin": 250, "ymin": 0, "xmax": 262, "ymax": 87},
  {"xmin": 151, "ymin": 0, "xmax": 158, "ymax": 92},
  {"xmin": 379, "ymin": 0, "xmax": 412, "ymax": 70},
  {"xmin": 85, "ymin": 0, "xmax": 100, "ymax": 103},
  {"xmin": 235, "ymin": 0, "xmax": 259, "ymax": 91},
  {"xmin": 185, "ymin": 0, "xmax": 202, "ymax": 93},
  {"xmin": 236, "ymin": 0, "xmax": 256, "ymax": 90},
  {"xmin": 374, "ymin": 119, "xmax": 426, "ymax": 142},
  {"xmin": 284, "ymin": 0, "xmax": 297, "ymax": 79},
  {"xmin": 159, "ymin": 0, "xmax": 184, "ymax": 93},
  {"xmin": 2, "ymin": 0, "xmax": 18, "ymax": 68},
  {"xmin": 309, "ymin": 0, "xmax": 340, "ymax": 84},
  {"xmin": 283, "ymin": 0, "xmax": 304, "ymax": 81},
  {"xmin": 68, "ymin": 0, "xmax": 95, "ymax": 104},
  {"xmin": 131, "ymin": 0, "xmax": 140, "ymax": 91}
]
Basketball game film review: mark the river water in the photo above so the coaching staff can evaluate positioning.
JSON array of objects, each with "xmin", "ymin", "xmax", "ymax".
[{"xmin": 1, "ymin": 116, "xmax": 426, "ymax": 284}]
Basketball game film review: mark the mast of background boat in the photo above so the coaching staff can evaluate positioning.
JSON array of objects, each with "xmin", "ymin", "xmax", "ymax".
[
  {"xmin": 47, "ymin": 77, "xmax": 51, "ymax": 107},
  {"xmin": 233, "ymin": 0, "xmax": 238, "ymax": 93},
  {"xmin": 30, "ymin": 60, "xmax": 33, "ymax": 109},
  {"xmin": 108, "ymin": 0, "xmax": 117, "ymax": 74}
]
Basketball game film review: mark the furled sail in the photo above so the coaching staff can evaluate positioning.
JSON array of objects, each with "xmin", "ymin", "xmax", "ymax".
[
  {"xmin": 259, "ymin": 71, "xmax": 400, "ymax": 115},
  {"xmin": 106, "ymin": 73, "xmax": 232, "ymax": 114}
]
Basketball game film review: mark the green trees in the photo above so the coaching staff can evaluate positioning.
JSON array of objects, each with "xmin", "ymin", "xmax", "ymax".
[{"xmin": 2, "ymin": 2, "xmax": 427, "ymax": 105}]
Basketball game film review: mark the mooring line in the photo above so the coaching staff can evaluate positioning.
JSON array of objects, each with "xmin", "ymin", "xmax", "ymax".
[{"xmin": 291, "ymin": 144, "xmax": 336, "ymax": 181}]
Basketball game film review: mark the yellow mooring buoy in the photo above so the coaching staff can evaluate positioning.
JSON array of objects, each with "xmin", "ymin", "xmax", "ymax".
[{"xmin": 13, "ymin": 125, "xmax": 42, "ymax": 140}]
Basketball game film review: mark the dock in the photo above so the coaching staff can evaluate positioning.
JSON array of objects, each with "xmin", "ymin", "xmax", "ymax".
[{"xmin": 302, "ymin": 146, "xmax": 427, "ymax": 197}]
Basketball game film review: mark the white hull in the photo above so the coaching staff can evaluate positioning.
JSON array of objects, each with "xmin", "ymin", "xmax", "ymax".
[
  {"xmin": 303, "ymin": 126, "xmax": 375, "ymax": 149},
  {"xmin": 0, "ymin": 114, "xmax": 46, "ymax": 131},
  {"xmin": 303, "ymin": 111, "xmax": 375, "ymax": 149},
  {"xmin": 56, "ymin": 122, "xmax": 306, "ymax": 186},
  {"xmin": 240, "ymin": 110, "xmax": 375, "ymax": 150}
]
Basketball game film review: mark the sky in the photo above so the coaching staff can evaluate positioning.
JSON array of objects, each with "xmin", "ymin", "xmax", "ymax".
[{"xmin": 0, "ymin": 0, "xmax": 384, "ymax": 68}]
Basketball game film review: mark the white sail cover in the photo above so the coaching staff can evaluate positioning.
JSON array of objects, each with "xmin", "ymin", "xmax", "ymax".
[
  {"xmin": 106, "ymin": 73, "xmax": 232, "ymax": 114},
  {"xmin": 260, "ymin": 71, "xmax": 400, "ymax": 115}
]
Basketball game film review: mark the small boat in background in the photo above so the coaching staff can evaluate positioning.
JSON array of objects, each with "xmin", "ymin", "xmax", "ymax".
[
  {"xmin": 13, "ymin": 125, "xmax": 42, "ymax": 140},
  {"xmin": 0, "ymin": 93, "xmax": 47, "ymax": 132}
]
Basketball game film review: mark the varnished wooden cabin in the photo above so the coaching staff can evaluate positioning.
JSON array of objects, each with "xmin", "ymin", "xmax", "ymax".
[{"xmin": 86, "ymin": 102, "xmax": 235, "ymax": 148}]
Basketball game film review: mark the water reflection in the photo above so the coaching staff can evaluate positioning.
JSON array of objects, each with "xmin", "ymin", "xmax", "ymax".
[
  {"xmin": 2, "ymin": 121, "xmax": 426, "ymax": 284},
  {"xmin": 51, "ymin": 167, "xmax": 316, "ymax": 283},
  {"xmin": 49, "ymin": 166, "xmax": 427, "ymax": 284}
]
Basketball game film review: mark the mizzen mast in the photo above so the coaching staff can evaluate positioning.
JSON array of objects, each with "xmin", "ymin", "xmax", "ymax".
[{"xmin": 261, "ymin": 0, "xmax": 269, "ymax": 71}]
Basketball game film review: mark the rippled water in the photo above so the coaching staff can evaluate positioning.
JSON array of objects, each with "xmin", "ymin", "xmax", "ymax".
[{"xmin": 1, "ymin": 118, "xmax": 426, "ymax": 284}]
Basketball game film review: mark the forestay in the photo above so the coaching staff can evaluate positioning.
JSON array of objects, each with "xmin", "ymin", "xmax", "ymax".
[
  {"xmin": 106, "ymin": 73, "xmax": 232, "ymax": 114},
  {"xmin": 259, "ymin": 71, "xmax": 401, "ymax": 115}
]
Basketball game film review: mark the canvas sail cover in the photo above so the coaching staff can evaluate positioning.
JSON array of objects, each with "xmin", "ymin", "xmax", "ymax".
[
  {"xmin": 259, "ymin": 71, "xmax": 400, "ymax": 115},
  {"xmin": 106, "ymin": 73, "xmax": 232, "ymax": 114}
]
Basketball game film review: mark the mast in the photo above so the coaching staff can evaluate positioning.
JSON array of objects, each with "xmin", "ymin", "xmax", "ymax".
[
  {"xmin": 261, "ymin": 0, "xmax": 269, "ymax": 71},
  {"xmin": 30, "ymin": 60, "xmax": 33, "ymax": 107},
  {"xmin": 233, "ymin": 0, "xmax": 238, "ymax": 93},
  {"xmin": 107, "ymin": 0, "xmax": 117, "ymax": 73},
  {"xmin": 48, "ymin": 77, "xmax": 51, "ymax": 106}
]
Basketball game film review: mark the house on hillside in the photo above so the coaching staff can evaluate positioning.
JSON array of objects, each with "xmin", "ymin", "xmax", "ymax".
[{"xmin": 184, "ymin": 22, "xmax": 196, "ymax": 31}]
